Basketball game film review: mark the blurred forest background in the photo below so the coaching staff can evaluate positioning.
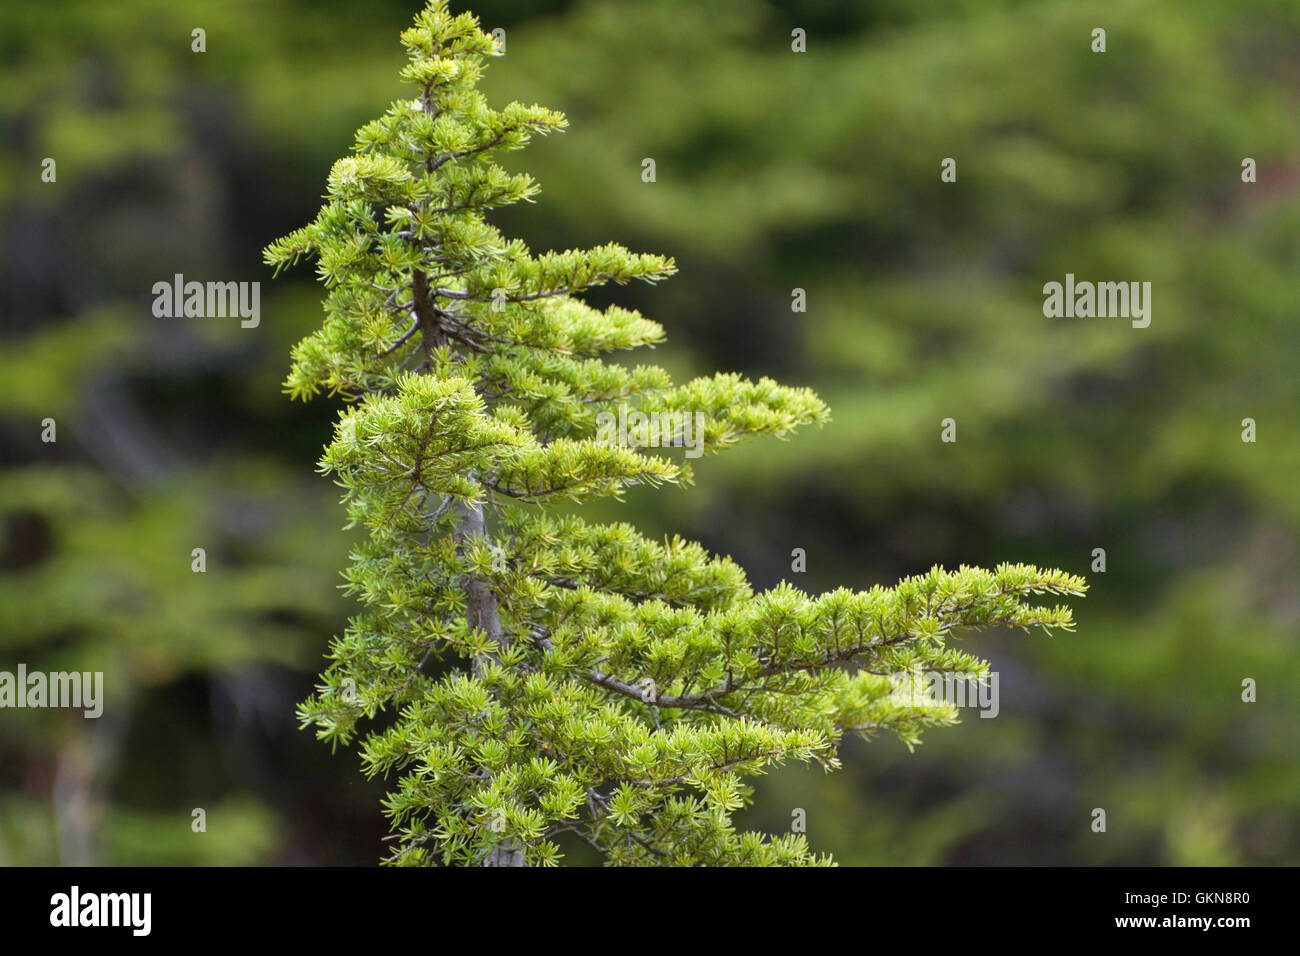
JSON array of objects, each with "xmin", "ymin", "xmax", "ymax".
[{"xmin": 2, "ymin": 0, "xmax": 1297, "ymax": 866}]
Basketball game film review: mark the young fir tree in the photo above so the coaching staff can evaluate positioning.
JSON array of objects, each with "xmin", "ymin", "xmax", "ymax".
[{"xmin": 265, "ymin": 0, "xmax": 1087, "ymax": 867}]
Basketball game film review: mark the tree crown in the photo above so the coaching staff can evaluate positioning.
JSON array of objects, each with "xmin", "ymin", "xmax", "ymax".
[{"xmin": 265, "ymin": 0, "xmax": 1086, "ymax": 866}]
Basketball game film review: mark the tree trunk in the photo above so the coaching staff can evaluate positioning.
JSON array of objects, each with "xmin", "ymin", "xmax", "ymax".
[{"xmin": 452, "ymin": 495, "xmax": 524, "ymax": 867}]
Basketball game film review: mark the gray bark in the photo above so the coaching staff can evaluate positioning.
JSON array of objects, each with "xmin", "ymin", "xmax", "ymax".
[
  {"xmin": 418, "ymin": 264, "xmax": 522, "ymax": 866},
  {"xmin": 452, "ymin": 495, "xmax": 524, "ymax": 867}
]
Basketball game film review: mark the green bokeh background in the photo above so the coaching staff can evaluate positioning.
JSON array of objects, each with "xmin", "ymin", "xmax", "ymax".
[{"xmin": 2, "ymin": 0, "xmax": 1296, "ymax": 865}]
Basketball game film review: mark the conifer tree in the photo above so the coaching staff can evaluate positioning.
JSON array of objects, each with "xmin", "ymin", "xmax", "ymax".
[{"xmin": 265, "ymin": 0, "xmax": 1086, "ymax": 866}]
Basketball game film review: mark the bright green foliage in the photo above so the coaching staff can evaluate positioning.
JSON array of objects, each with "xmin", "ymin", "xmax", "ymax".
[
  {"xmin": 506, "ymin": 0, "xmax": 1300, "ymax": 864},
  {"xmin": 268, "ymin": 1, "xmax": 1085, "ymax": 866}
]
